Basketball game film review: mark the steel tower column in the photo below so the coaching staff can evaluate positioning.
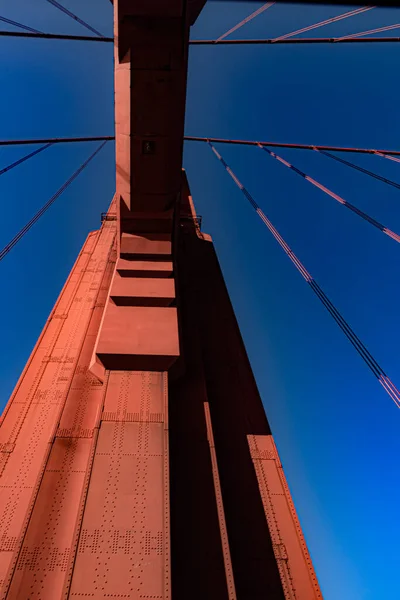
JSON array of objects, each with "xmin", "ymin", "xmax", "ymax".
[{"xmin": 0, "ymin": 1, "xmax": 321, "ymax": 598}]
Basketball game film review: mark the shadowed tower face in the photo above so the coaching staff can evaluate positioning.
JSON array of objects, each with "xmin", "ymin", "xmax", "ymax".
[{"xmin": 0, "ymin": 2, "xmax": 321, "ymax": 599}]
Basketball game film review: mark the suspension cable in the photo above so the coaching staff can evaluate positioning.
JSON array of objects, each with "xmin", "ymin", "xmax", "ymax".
[
  {"xmin": 216, "ymin": 2, "xmax": 275, "ymax": 42},
  {"xmin": 0, "ymin": 30, "xmax": 113, "ymax": 42},
  {"xmin": 185, "ymin": 136, "xmax": 400, "ymax": 157},
  {"xmin": 317, "ymin": 149, "xmax": 400, "ymax": 191},
  {"xmin": 190, "ymin": 36, "xmax": 400, "ymax": 45},
  {"xmin": 0, "ymin": 136, "xmax": 114, "ymax": 146},
  {"xmin": 44, "ymin": 0, "xmax": 104, "ymax": 38},
  {"xmin": 208, "ymin": 141, "xmax": 400, "ymax": 409},
  {"xmin": 0, "ymin": 15, "xmax": 42, "ymax": 33},
  {"xmin": 258, "ymin": 144, "xmax": 400, "ymax": 243},
  {"xmin": 0, "ymin": 141, "xmax": 108, "ymax": 262},
  {"xmin": 0, "ymin": 144, "xmax": 52, "ymax": 177},
  {"xmin": 375, "ymin": 151, "xmax": 400, "ymax": 164},
  {"xmin": 272, "ymin": 6, "xmax": 375, "ymax": 41},
  {"xmin": 336, "ymin": 22, "xmax": 400, "ymax": 40}
]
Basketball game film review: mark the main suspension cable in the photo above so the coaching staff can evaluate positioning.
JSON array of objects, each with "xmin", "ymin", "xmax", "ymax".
[
  {"xmin": 216, "ymin": 2, "xmax": 275, "ymax": 42},
  {"xmin": 0, "ymin": 143, "xmax": 52, "ymax": 177},
  {"xmin": 0, "ymin": 136, "xmax": 114, "ymax": 146},
  {"xmin": 272, "ymin": 6, "xmax": 375, "ymax": 41},
  {"xmin": 190, "ymin": 36, "xmax": 400, "ymax": 44},
  {"xmin": 0, "ymin": 15, "xmax": 42, "ymax": 33},
  {"xmin": 0, "ymin": 30, "xmax": 113, "ymax": 42},
  {"xmin": 185, "ymin": 136, "xmax": 400, "ymax": 157},
  {"xmin": 0, "ymin": 141, "xmax": 108, "ymax": 262},
  {"xmin": 44, "ymin": 0, "xmax": 104, "ymax": 37},
  {"xmin": 317, "ymin": 149, "xmax": 400, "ymax": 191},
  {"xmin": 208, "ymin": 141, "xmax": 400, "ymax": 409}
]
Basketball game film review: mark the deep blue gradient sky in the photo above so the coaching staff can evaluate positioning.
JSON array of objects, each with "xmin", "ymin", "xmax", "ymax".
[{"xmin": 1, "ymin": 2, "xmax": 400, "ymax": 598}]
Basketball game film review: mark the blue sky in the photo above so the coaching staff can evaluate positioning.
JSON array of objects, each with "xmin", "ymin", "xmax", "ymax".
[{"xmin": 1, "ymin": 2, "xmax": 400, "ymax": 598}]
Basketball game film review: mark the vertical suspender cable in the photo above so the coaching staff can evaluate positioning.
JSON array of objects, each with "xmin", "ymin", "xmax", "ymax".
[
  {"xmin": 336, "ymin": 23, "xmax": 400, "ymax": 40},
  {"xmin": 315, "ymin": 149, "xmax": 400, "ymax": 191},
  {"xmin": 0, "ymin": 15, "xmax": 42, "ymax": 33},
  {"xmin": 272, "ymin": 6, "xmax": 375, "ymax": 41},
  {"xmin": 258, "ymin": 144, "xmax": 400, "ymax": 243},
  {"xmin": 0, "ymin": 141, "xmax": 108, "ymax": 262},
  {"xmin": 216, "ymin": 2, "xmax": 275, "ymax": 42},
  {"xmin": 44, "ymin": 0, "xmax": 104, "ymax": 37},
  {"xmin": 375, "ymin": 151, "xmax": 400, "ymax": 165},
  {"xmin": 208, "ymin": 141, "xmax": 400, "ymax": 409},
  {"xmin": 0, "ymin": 144, "xmax": 53, "ymax": 177}
]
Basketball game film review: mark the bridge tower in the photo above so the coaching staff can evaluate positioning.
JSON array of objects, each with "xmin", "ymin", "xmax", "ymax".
[{"xmin": 0, "ymin": 2, "xmax": 321, "ymax": 598}]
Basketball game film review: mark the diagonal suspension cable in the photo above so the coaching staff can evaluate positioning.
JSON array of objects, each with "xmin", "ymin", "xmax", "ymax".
[
  {"xmin": 216, "ymin": 2, "xmax": 275, "ymax": 42},
  {"xmin": 0, "ymin": 141, "xmax": 108, "ymax": 262},
  {"xmin": 0, "ymin": 15, "xmax": 42, "ymax": 33},
  {"xmin": 272, "ymin": 6, "xmax": 375, "ymax": 41},
  {"xmin": 317, "ymin": 149, "xmax": 400, "ymax": 191},
  {"xmin": 208, "ymin": 141, "xmax": 400, "ymax": 409},
  {"xmin": 0, "ymin": 144, "xmax": 52, "ymax": 177},
  {"xmin": 44, "ymin": 0, "xmax": 104, "ymax": 37},
  {"xmin": 258, "ymin": 144, "xmax": 400, "ymax": 243},
  {"xmin": 336, "ymin": 22, "xmax": 400, "ymax": 40}
]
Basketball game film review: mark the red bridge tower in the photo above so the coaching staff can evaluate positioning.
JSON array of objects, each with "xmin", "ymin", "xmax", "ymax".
[{"xmin": 0, "ymin": 2, "xmax": 321, "ymax": 598}]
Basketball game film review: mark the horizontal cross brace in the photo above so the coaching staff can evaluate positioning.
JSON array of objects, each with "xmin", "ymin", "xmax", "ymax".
[
  {"xmin": 185, "ymin": 136, "xmax": 400, "ymax": 156},
  {"xmin": 2, "ymin": 32, "xmax": 400, "ymax": 45},
  {"xmin": 0, "ymin": 136, "xmax": 115, "ymax": 146},
  {"xmin": 0, "ymin": 30, "xmax": 113, "ymax": 42},
  {"xmin": 190, "ymin": 37, "xmax": 400, "ymax": 45}
]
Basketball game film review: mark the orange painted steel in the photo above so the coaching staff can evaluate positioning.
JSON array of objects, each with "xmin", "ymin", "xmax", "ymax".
[
  {"xmin": 204, "ymin": 402, "xmax": 237, "ymax": 600},
  {"xmin": 0, "ymin": 1, "xmax": 322, "ymax": 598},
  {"xmin": 248, "ymin": 435, "xmax": 321, "ymax": 598},
  {"xmin": 170, "ymin": 177, "xmax": 322, "ymax": 599},
  {"xmin": 0, "ymin": 204, "xmax": 117, "ymax": 598},
  {"xmin": 68, "ymin": 371, "xmax": 170, "ymax": 599}
]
